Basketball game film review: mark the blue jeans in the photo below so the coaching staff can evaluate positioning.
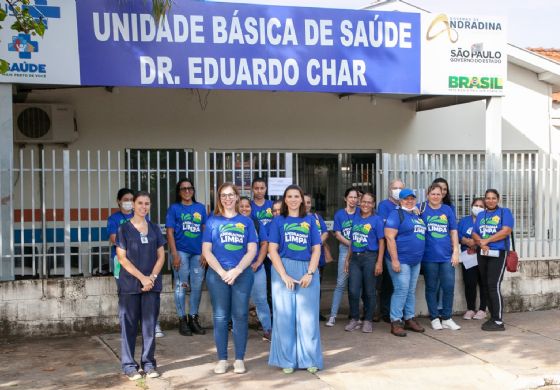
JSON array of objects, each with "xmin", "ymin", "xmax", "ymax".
[
  {"xmin": 386, "ymin": 260, "xmax": 421, "ymax": 322},
  {"xmin": 251, "ymin": 266, "xmax": 272, "ymax": 332},
  {"xmin": 348, "ymin": 251, "xmax": 377, "ymax": 321},
  {"xmin": 328, "ymin": 244, "xmax": 349, "ymax": 318},
  {"xmin": 119, "ymin": 292, "xmax": 160, "ymax": 373},
  {"xmin": 206, "ymin": 266, "xmax": 254, "ymax": 360},
  {"xmin": 173, "ymin": 251, "xmax": 204, "ymax": 317},
  {"xmin": 269, "ymin": 258, "xmax": 323, "ymax": 370},
  {"xmin": 423, "ymin": 261, "xmax": 456, "ymax": 320}
]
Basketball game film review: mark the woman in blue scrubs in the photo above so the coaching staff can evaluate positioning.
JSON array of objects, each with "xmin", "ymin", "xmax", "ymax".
[{"xmin": 116, "ymin": 191, "xmax": 166, "ymax": 380}]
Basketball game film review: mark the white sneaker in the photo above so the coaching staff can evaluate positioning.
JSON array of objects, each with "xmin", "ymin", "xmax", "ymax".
[
  {"xmin": 233, "ymin": 360, "xmax": 246, "ymax": 374},
  {"xmin": 214, "ymin": 360, "xmax": 229, "ymax": 374},
  {"xmin": 325, "ymin": 316, "xmax": 336, "ymax": 327},
  {"xmin": 431, "ymin": 318, "xmax": 443, "ymax": 330},
  {"xmin": 441, "ymin": 318, "xmax": 461, "ymax": 330},
  {"xmin": 155, "ymin": 323, "xmax": 165, "ymax": 338}
]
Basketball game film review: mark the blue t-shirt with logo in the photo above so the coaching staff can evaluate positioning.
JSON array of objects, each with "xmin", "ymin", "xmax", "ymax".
[
  {"xmin": 333, "ymin": 208, "xmax": 358, "ymax": 241},
  {"xmin": 377, "ymin": 199, "xmax": 399, "ymax": 222},
  {"xmin": 203, "ymin": 214, "xmax": 258, "ymax": 269},
  {"xmin": 107, "ymin": 211, "xmax": 134, "ymax": 259},
  {"xmin": 474, "ymin": 207, "xmax": 515, "ymax": 251},
  {"xmin": 350, "ymin": 214, "xmax": 385, "ymax": 252},
  {"xmin": 385, "ymin": 208, "xmax": 426, "ymax": 265},
  {"xmin": 165, "ymin": 202, "xmax": 207, "ymax": 255},
  {"xmin": 252, "ymin": 219, "xmax": 268, "ymax": 272},
  {"xmin": 116, "ymin": 221, "xmax": 166, "ymax": 294},
  {"xmin": 268, "ymin": 215, "xmax": 322, "ymax": 262},
  {"xmin": 251, "ymin": 199, "xmax": 273, "ymax": 232},
  {"xmin": 458, "ymin": 216, "xmax": 475, "ymax": 252},
  {"xmin": 420, "ymin": 204, "xmax": 458, "ymax": 262}
]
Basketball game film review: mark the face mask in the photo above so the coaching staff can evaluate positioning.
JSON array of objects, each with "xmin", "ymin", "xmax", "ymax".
[
  {"xmin": 391, "ymin": 189, "xmax": 401, "ymax": 199},
  {"xmin": 121, "ymin": 201, "xmax": 133, "ymax": 211},
  {"xmin": 401, "ymin": 206, "xmax": 415, "ymax": 212},
  {"xmin": 472, "ymin": 206, "xmax": 484, "ymax": 216}
]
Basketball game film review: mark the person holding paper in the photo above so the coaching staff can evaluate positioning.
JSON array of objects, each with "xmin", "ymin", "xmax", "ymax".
[
  {"xmin": 472, "ymin": 189, "xmax": 514, "ymax": 332},
  {"xmin": 267, "ymin": 185, "xmax": 323, "ymax": 374},
  {"xmin": 420, "ymin": 184, "xmax": 461, "ymax": 331},
  {"xmin": 202, "ymin": 183, "xmax": 258, "ymax": 374},
  {"xmin": 458, "ymin": 198, "xmax": 488, "ymax": 321}
]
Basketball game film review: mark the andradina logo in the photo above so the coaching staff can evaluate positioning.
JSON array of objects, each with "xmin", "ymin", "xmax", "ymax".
[
  {"xmin": 426, "ymin": 14, "xmax": 502, "ymax": 44},
  {"xmin": 284, "ymin": 222, "xmax": 309, "ymax": 251},
  {"xmin": 480, "ymin": 215, "xmax": 500, "ymax": 238},
  {"xmin": 426, "ymin": 214, "xmax": 449, "ymax": 239},
  {"xmin": 219, "ymin": 222, "xmax": 246, "ymax": 251},
  {"xmin": 351, "ymin": 223, "xmax": 372, "ymax": 248},
  {"xmin": 413, "ymin": 218, "xmax": 426, "ymax": 241},
  {"xmin": 181, "ymin": 212, "xmax": 202, "ymax": 238}
]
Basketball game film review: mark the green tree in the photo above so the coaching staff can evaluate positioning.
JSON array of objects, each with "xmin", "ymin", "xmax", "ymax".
[{"xmin": 0, "ymin": 0, "xmax": 172, "ymax": 75}]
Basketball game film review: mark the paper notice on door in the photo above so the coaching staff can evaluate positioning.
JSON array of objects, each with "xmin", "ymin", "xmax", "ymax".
[{"xmin": 460, "ymin": 250, "xmax": 478, "ymax": 269}]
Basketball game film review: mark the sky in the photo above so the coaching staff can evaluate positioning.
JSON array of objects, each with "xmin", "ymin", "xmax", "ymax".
[{"xmin": 212, "ymin": 0, "xmax": 560, "ymax": 49}]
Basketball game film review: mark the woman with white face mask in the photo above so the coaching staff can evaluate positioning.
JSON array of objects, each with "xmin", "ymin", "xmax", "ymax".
[
  {"xmin": 458, "ymin": 198, "xmax": 487, "ymax": 320},
  {"xmin": 107, "ymin": 188, "xmax": 135, "ymax": 279},
  {"xmin": 376, "ymin": 179, "xmax": 405, "ymax": 323}
]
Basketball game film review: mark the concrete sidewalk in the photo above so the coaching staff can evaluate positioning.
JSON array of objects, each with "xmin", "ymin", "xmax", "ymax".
[{"xmin": 1, "ymin": 310, "xmax": 559, "ymax": 389}]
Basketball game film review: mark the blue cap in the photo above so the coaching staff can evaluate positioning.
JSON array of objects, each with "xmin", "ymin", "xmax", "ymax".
[{"xmin": 399, "ymin": 188, "xmax": 416, "ymax": 199}]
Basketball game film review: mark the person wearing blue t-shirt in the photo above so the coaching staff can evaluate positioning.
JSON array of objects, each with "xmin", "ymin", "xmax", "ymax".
[
  {"xmin": 251, "ymin": 177, "xmax": 274, "ymax": 313},
  {"xmin": 165, "ymin": 178, "xmax": 207, "ymax": 337},
  {"xmin": 472, "ymin": 189, "xmax": 515, "ymax": 332},
  {"xmin": 239, "ymin": 197, "xmax": 272, "ymax": 342},
  {"xmin": 202, "ymin": 183, "xmax": 258, "ymax": 375},
  {"xmin": 376, "ymin": 179, "xmax": 405, "ymax": 323},
  {"xmin": 419, "ymin": 184, "xmax": 461, "ymax": 331},
  {"xmin": 458, "ymin": 197, "xmax": 487, "ymax": 321},
  {"xmin": 326, "ymin": 187, "xmax": 359, "ymax": 327},
  {"xmin": 343, "ymin": 193, "xmax": 385, "ymax": 333},
  {"xmin": 268, "ymin": 185, "xmax": 323, "ymax": 374},
  {"xmin": 384, "ymin": 188, "xmax": 426, "ymax": 337},
  {"xmin": 107, "ymin": 188, "xmax": 135, "ymax": 280},
  {"xmin": 115, "ymin": 191, "xmax": 166, "ymax": 380}
]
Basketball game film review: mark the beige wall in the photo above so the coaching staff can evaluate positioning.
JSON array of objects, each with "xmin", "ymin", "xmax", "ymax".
[{"xmin": 23, "ymin": 87, "xmax": 487, "ymax": 154}]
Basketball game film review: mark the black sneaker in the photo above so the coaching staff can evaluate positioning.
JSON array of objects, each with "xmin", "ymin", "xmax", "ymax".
[
  {"xmin": 179, "ymin": 316, "xmax": 192, "ymax": 336},
  {"xmin": 481, "ymin": 320, "xmax": 505, "ymax": 331},
  {"xmin": 188, "ymin": 314, "xmax": 206, "ymax": 335},
  {"xmin": 319, "ymin": 314, "xmax": 327, "ymax": 322}
]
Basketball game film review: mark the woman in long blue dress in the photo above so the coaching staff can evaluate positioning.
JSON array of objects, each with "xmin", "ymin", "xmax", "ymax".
[{"xmin": 268, "ymin": 184, "xmax": 323, "ymax": 374}]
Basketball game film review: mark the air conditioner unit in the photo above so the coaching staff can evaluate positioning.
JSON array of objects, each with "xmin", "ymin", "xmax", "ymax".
[{"xmin": 13, "ymin": 104, "xmax": 78, "ymax": 144}]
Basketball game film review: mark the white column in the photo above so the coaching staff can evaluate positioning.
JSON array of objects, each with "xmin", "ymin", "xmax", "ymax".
[
  {"xmin": 485, "ymin": 97, "xmax": 503, "ymax": 191},
  {"xmin": 0, "ymin": 84, "xmax": 14, "ymax": 280}
]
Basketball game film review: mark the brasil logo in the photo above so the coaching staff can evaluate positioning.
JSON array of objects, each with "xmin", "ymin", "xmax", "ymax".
[
  {"xmin": 284, "ymin": 221, "xmax": 309, "ymax": 251},
  {"xmin": 219, "ymin": 222, "xmax": 246, "ymax": 251}
]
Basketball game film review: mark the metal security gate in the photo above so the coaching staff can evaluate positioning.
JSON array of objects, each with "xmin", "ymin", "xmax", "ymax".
[
  {"xmin": 6, "ymin": 147, "xmax": 199, "ymax": 280},
  {"xmin": 382, "ymin": 152, "xmax": 560, "ymax": 259}
]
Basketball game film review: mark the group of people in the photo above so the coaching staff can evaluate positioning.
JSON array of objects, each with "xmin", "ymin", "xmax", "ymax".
[{"xmin": 107, "ymin": 176, "xmax": 515, "ymax": 379}]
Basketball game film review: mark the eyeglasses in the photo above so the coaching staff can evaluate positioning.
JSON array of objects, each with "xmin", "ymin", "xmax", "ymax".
[
  {"xmin": 180, "ymin": 187, "xmax": 194, "ymax": 192},
  {"xmin": 220, "ymin": 193, "xmax": 236, "ymax": 199}
]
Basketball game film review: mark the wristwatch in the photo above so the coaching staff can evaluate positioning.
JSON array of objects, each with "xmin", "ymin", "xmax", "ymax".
[
  {"xmin": 150, "ymin": 274, "xmax": 158, "ymax": 280},
  {"xmin": 306, "ymin": 270, "xmax": 314, "ymax": 276}
]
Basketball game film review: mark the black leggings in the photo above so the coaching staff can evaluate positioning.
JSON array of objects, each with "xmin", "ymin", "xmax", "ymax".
[
  {"xmin": 461, "ymin": 263, "xmax": 487, "ymax": 312},
  {"xmin": 477, "ymin": 251, "xmax": 507, "ymax": 322}
]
